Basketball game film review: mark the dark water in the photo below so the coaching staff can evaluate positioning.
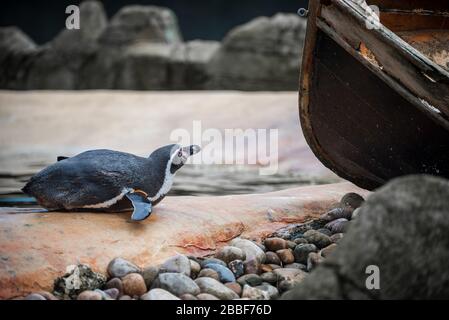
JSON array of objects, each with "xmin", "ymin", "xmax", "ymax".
[{"xmin": 0, "ymin": 165, "xmax": 335, "ymax": 207}]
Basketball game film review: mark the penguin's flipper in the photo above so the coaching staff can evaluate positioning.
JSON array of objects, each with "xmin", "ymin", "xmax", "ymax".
[
  {"xmin": 126, "ymin": 192, "xmax": 152, "ymax": 221},
  {"xmin": 57, "ymin": 156, "xmax": 69, "ymax": 162}
]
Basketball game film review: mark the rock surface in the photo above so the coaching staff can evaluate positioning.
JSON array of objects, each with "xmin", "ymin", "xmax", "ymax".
[
  {"xmin": 282, "ymin": 175, "xmax": 449, "ymax": 300},
  {"xmin": 208, "ymin": 13, "xmax": 306, "ymax": 90},
  {"xmin": 0, "ymin": 182, "xmax": 366, "ymax": 298},
  {"xmin": 195, "ymin": 277, "xmax": 239, "ymax": 300}
]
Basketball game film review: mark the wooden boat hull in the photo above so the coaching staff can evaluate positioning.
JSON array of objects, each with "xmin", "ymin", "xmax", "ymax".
[{"xmin": 300, "ymin": 0, "xmax": 449, "ymax": 190}]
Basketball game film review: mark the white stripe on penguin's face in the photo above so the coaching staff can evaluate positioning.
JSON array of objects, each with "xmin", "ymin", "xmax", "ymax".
[{"xmin": 150, "ymin": 146, "xmax": 182, "ymax": 202}]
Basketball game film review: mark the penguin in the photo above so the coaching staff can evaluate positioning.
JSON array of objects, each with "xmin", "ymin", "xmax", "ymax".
[{"xmin": 22, "ymin": 144, "xmax": 201, "ymax": 221}]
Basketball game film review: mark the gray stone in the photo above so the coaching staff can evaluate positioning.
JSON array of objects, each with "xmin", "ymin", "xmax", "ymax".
[
  {"xmin": 325, "ymin": 218, "xmax": 350, "ymax": 234},
  {"xmin": 293, "ymin": 244, "xmax": 318, "ymax": 264},
  {"xmin": 107, "ymin": 258, "xmax": 140, "ymax": 278},
  {"xmin": 204, "ymin": 263, "xmax": 236, "ymax": 283},
  {"xmin": 200, "ymin": 257, "xmax": 227, "ymax": 268},
  {"xmin": 230, "ymin": 238, "xmax": 266, "ymax": 264},
  {"xmin": 103, "ymin": 288, "xmax": 120, "ymax": 300},
  {"xmin": 189, "ymin": 259, "xmax": 201, "ymax": 278},
  {"xmin": 241, "ymin": 284, "xmax": 270, "ymax": 300},
  {"xmin": 99, "ymin": 5, "xmax": 182, "ymax": 46},
  {"xmin": 152, "ymin": 272, "xmax": 200, "ymax": 296},
  {"xmin": 282, "ymin": 175, "xmax": 449, "ymax": 300},
  {"xmin": 24, "ymin": 293, "xmax": 46, "ymax": 300},
  {"xmin": 159, "ymin": 254, "xmax": 191, "ymax": 276},
  {"xmin": 197, "ymin": 268, "xmax": 220, "ymax": 281},
  {"xmin": 195, "ymin": 277, "xmax": 239, "ymax": 300},
  {"xmin": 77, "ymin": 290, "xmax": 102, "ymax": 300},
  {"xmin": 307, "ymin": 252, "xmax": 324, "ymax": 272},
  {"xmin": 237, "ymin": 274, "xmax": 263, "ymax": 287},
  {"xmin": 54, "ymin": 264, "xmax": 107, "ymax": 299},
  {"xmin": 197, "ymin": 293, "xmax": 220, "ymax": 300},
  {"xmin": 265, "ymin": 252, "xmax": 281, "ymax": 265},
  {"xmin": 0, "ymin": 27, "xmax": 37, "ymax": 89},
  {"xmin": 141, "ymin": 288, "xmax": 180, "ymax": 300},
  {"xmin": 26, "ymin": 1, "xmax": 107, "ymax": 90},
  {"xmin": 284, "ymin": 263, "xmax": 307, "ymax": 271},
  {"xmin": 105, "ymin": 278, "xmax": 123, "ymax": 296},
  {"xmin": 215, "ymin": 246, "xmax": 246, "ymax": 264},
  {"xmin": 260, "ymin": 272, "xmax": 277, "ymax": 284},
  {"xmin": 141, "ymin": 265, "xmax": 159, "ymax": 288},
  {"xmin": 208, "ymin": 13, "xmax": 306, "ymax": 90},
  {"xmin": 330, "ymin": 233, "xmax": 344, "ymax": 243},
  {"xmin": 256, "ymin": 282, "xmax": 279, "ymax": 299},
  {"xmin": 303, "ymin": 230, "xmax": 332, "ymax": 249},
  {"xmin": 228, "ymin": 260, "xmax": 245, "ymax": 278}
]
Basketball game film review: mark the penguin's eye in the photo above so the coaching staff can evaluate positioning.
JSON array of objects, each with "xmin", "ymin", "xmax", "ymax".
[{"xmin": 178, "ymin": 151, "xmax": 183, "ymax": 157}]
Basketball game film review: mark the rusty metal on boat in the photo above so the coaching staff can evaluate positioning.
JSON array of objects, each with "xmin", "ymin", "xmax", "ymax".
[{"xmin": 299, "ymin": 0, "xmax": 449, "ymax": 190}]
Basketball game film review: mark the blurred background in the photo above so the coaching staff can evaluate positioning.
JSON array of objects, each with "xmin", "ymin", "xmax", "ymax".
[{"xmin": 0, "ymin": 0, "xmax": 340, "ymax": 207}]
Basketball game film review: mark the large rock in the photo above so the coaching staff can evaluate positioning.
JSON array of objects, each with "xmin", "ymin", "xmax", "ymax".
[
  {"xmin": 282, "ymin": 175, "xmax": 449, "ymax": 300},
  {"xmin": 99, "ymin": 5, "xmax": 182, "ymax": 46},
  {"xmin": 0, "ymin": 27, "xmax": 37, "ymax": 89},
  {"xmin": 25, "ymin": 0, "xmax": 107, "ymax": 90},
  {"xmin": 208, "ymin": 13, "xmax": 306, "ymax": 90},
  {"xmin": 0, "ymin": 182, "xmax": 366, "ymax": 299}
]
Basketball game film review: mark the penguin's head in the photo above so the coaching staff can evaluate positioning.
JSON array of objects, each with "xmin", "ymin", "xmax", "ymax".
[{"xmin": 149, "ymin": 144, "xmax": 201, "ymax": 174}]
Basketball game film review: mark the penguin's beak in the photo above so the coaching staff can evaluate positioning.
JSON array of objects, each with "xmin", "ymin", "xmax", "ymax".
[{"xmin": 187, "ymin": 145, "xmax": 201, "ymax": 156}]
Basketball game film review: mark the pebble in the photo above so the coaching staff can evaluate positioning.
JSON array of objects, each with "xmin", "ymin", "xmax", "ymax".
[
  {"xmin": 141, "ymin": 288, "xmax": 180, "ymax": 300},
  {"xmin": 340, "ymin": 192, "xmax": 364, "ymax": 209},
  {"xmin": 189, "ymin": 259, "xmax": 201, "ymax": 279},
  {"xmin": 317, "ymin": 228, "xmax": 332, "ymax": 236},
  {"xmin": 286, "ymin": 240, "xmax": 297, "ymax": 250},
  {"xmin": 284, "ymin": 263, "xmax": 307, "ymax": 271},
  {"xmin": 264, "ymin": 237, "xmax": 288, "ymax": 252},
  {"xmin": 325, "ymin": 218, "xmax": 350, "ymax": 233},
  {"xmin": 107, "ymin": 257, "xmax": 140, "ymax": 278},
  {"xmin": 119, "ymin": 295, "xmax": 132, "ymax": 300},
  {"xmin": 195, "ymin": 277, "xmax": 239, "ymax": 300},
  {"xmin": 197, "ymin": 293, "xmax": 220, "ymax": 300},
  {"xmin": 330, "ymin": 233, "xmax": 344, "ymax": 243},
  {"xmin": 293, "ymin": 238, "xmax": 308, "ymax": 245},
  {"xmin": 228, "ymin": 260, "xmax": 245, "ymax": 278},
  {"xmin": 241, "ymin": 284, "xmax": 270, "ymax": 300},
  {"xmin": 105, "ymin": 278, "xmax": 124, "ymax": 296},
  {"xmin": 303, "ymin": 230, "xmax": 332, "ymax": 249},
  {"xmin": 268, "ymin": 264, "xmax": 282, "ymax": 270},
  {"xmin": 276, "ymin": 249, "xmax": 295, "ymax": 264},
  {"xmin": 103, "ymin": 288, "xmax": 119, "ymax": 300},
  {"xmin": 307, "ymin": 252, "xmax": 324, "ymax": 272},
  {"xmin": 273, "ymin": 268, "xmax": 307, "ymax": 282},
  {"xmin": 77, "ymin": 290, "xmax": 102, "ymax": 300},
  {"xmin": 24, "ymin": 293, "xmax": 46, "ymax": 300},
  {"xmin": 225, "ymin": 282, "xmax": 242, "ymax": 296},
  {"xmin": 160, "ymin": 254, "xmax": 191, "ymax": 277},
  {"xmin": 203, "ymin": 263, "xmax": 236, "ymax": 283},
  {"xmin": 94, "ymin": 289, "xmax": 114, "ymax": 300},
  {"xmin": 141, "ymin": 266, "xmax": 159, "ymax": 288},
  {"xmin": 122, "ymin": 273, "xmax": 147, "ymax": 297},
  {"xmin": 320, "ymin": 207, "xmax": 352, "ymax": 221},
  {"xmin": 260, "ymin": 272, "xmax": 277, "ymax": 284},
  {"xmin": 152, "ymin": 272, "xmax": 200, "ymax": 296},
  {"xmin": 200, "ymin": 258, "xmax": 227, "ymax": 268},
  {"xmin": 198, "ymin": 268, "xmax": 220, "ymax": 281},
  {"xmin": 215, "ymin": 246, "xmax": 246, "ymax": 264},
  {"xmin": 265, "ymin": 251, "xmax": 281, "ymax": 265},
  {"xmin": 230, "ymin": 238, "xmax": 266, "ymax": 264},
  {"xmin": 260, "ymin": 264, "xmax": 273, "ymax": 273},
  {"xmin": 293, "ymin": 243, "xmax": 318, "ymax": 264},
  {"xmin": 244, "ymin": 258, "xmax": 260, "ymax": 274},
  {"xmin": 237, "ymin": 274, "xmax": 263, "ymax": 287},
  {"xmin": 256, "ymin": 283, "xmax": 279, "ymax": 299},
  {"xmin": 36, "ymin": 291, "xmax": 58, "ymax": 300},
  {"xmin": 180, "ymin": 293, "xmax": 198, "ymax": 300},
  {"xmin": 320, "ymin": 244, "xmax": 338, "ymax": 258}
]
